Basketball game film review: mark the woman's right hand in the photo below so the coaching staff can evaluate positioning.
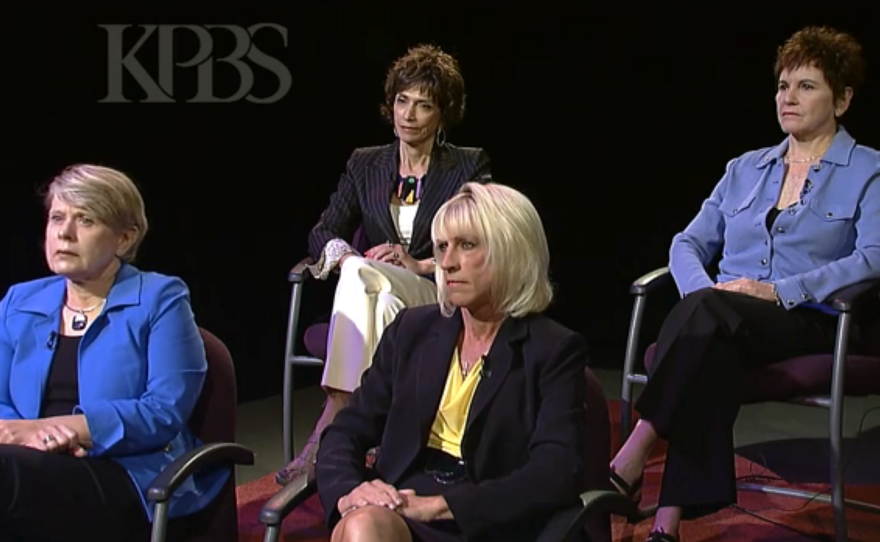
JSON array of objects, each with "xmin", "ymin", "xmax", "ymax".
[
  {"xmin": 0, "ymin": 419, "xmax": 43, "ymax": 446},
  {"xmin": 337, "ymin": 479, "xmax": 405, "ymax": 517}
]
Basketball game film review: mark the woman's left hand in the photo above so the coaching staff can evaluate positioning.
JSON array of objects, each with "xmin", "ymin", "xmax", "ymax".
[
  {"xmin": 396, "ymin": 490, "xmax": 452, "ymax": 522},
  {"xmin": 29, "ymin": 424, "xmax": 88, "ymax": 456},
  {"xmin": 713, "ymin": 278, "xmax": 777, "ymax": 302}
]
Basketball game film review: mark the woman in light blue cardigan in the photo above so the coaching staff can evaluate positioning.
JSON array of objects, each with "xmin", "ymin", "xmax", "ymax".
[{"xmin": 0, "ymin": 164, "xmax": 227, "ymax": 541}]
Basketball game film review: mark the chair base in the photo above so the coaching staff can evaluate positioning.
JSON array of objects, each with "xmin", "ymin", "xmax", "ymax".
[{"xmin": 738, "ymin": 482, "xmax": 880, "ymax": 514}]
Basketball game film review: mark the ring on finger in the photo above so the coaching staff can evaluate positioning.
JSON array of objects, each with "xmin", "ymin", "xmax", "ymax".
[{"xmin": 43, "ymin": 435, "xmax": 57, "ymax": 445}]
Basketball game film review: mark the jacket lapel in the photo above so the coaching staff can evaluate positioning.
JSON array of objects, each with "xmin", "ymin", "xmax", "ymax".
[
  {"xmin": 410, "ymin": 145, "xmax": 458, "ymax": 253},
  {"xmin": 463, "ymin": 315, "xmax": 529, "ymax": 437},
  {"xmin": 415, "ymin": 309, "xmax": 462, "ymax": 445},
  {"xmin": 14, "ymin": 279, "xmax": 65, "ymax": 418},
  {"xmin": 367, "ymin": 143, "xmax": 401, "ymax": 244},
  {"xmin": 12, "ymin": 264, "xmax": 142, "ymax": 417}
]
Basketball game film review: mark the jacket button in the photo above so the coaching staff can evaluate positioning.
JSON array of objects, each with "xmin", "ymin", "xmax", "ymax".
[{"xmin": 761, "ymin": 258, "xmax": 768, "ymax": 265}]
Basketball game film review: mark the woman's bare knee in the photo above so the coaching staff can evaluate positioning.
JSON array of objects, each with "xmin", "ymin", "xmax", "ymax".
[{"xmin": 330, "ymin": 505, "xmax": 412, "ymax": 542}]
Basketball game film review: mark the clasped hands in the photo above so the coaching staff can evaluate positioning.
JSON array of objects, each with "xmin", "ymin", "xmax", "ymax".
[
  {"xmin": 713, "ymin": 278, "xmax": 777, "ymax": 302},
  {"xmin": 337, "ymin": 479, "xmax": 448, "ymax": 523},
  {"xmin": 0, "ymin": 419, "xmax": 88, "ymax": 457}
]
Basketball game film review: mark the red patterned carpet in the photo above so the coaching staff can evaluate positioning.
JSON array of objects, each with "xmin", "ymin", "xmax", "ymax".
[{"xmin": 235, "ymin": 400, "xmax": 880, "ymax": 541}]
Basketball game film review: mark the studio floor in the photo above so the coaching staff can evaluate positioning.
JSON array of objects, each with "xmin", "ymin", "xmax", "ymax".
[{"xmin": 233, "ymin": 368, "xmax": 880, "ymax": 487}]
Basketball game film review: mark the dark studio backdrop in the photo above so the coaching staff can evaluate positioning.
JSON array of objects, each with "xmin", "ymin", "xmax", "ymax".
[{"xmin": 2, "ymin": 4, "xmax": 878, "ymax": 402}]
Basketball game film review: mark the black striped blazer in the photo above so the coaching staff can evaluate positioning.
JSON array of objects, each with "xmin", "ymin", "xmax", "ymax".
[{"xmin": 308, "ymin": 141, "xmax": 492, "ymax": 261}]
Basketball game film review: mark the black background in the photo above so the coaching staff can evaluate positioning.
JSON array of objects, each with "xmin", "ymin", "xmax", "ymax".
[{"xmin": 3, "ymin": 4, "xmax": 878, "ymax": 402}]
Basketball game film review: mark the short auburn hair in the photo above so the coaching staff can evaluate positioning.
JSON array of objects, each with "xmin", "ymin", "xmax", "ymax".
[
  {"xmin": 774, "ymin": 26, "xmax": 866, "ymax": 101},
  {"xmin": 379, "ymin": 44, "xmax": 466, "ymax": 130}
]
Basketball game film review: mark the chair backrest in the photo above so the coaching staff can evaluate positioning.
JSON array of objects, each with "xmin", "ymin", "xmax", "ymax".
[
  {"xmin": 166, "ymin": 327, "xmax": 239, "ymax": 542},
  {"xmin": 581, "ymin": 367, "xmax": 612, "ymax": 542},
  {"xmin": 857, "ymin": 294, "xmax": 880, "ymax": 357},
  {"xmin": 189, "ymin": 327, "xmax": 237, "ymax": 444}
]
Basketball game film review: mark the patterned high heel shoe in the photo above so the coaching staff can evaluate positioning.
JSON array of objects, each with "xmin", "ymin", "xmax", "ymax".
[{"xmin": 275, "ymin": 435, "xmax": 319, "ymax": 486}]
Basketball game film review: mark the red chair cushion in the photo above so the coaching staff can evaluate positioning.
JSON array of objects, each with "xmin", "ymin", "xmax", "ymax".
[{"xmin": 304, "ymin": 323, "xmax": 329, "ymax": 360}]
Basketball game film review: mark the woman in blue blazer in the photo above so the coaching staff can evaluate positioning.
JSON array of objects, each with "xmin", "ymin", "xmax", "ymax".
[{"xmin": 0, "ymin": 164, "xmax": 227, "ymax": 541}]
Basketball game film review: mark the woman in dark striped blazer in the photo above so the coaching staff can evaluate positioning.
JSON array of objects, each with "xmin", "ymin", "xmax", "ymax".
[{"xmin": 277, "ymin": 44, "xmax": 491, "ymax": 485}]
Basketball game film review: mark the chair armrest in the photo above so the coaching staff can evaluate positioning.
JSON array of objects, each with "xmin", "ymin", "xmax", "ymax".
[
  {"xmin": 259, "ymin": 473, "xmax": 317, "ymax": 526},
  {"xmin": 829, "ymin": 278, "xmax": 880, "ymax": 312},
  {"xmin": 630, "ymin": 267, "xmax": 672, "ymax": 296},
  {"xmin": 541, "ymin": 489, "xmax": 654, "ymax": 541},
  {"xmin": 146, "ymin": 443, "xmax": 255, "ymax": 502},
  {"xmin": 289, "ymin": 257, "xmax": 316, "ymax": 283}
]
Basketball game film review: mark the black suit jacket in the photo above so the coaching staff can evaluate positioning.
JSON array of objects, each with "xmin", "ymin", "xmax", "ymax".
[
  {"xmin": 315, "ymin": 305, "xmax": 593, "ymax": 541},
  {"xmin": 308, "ymin": 142, "xmax": 491, "ymax": 262}
]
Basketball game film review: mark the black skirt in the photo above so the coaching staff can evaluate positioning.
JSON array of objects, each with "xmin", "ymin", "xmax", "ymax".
[{"xmin": 398, "ymin": 469, "xmax": 465, "ymax": 542}]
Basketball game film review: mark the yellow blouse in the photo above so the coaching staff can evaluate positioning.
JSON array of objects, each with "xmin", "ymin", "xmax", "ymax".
[{"xmin": 427, "ymin": 347, "xmax": 483, "ymax": 458}]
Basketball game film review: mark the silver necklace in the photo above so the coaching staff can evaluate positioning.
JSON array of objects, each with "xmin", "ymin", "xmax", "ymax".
[
  {"xmin": 461, "ymin": 354, "xmax": 485, "ymax": 378},
  {"xmin": 65, "ymin": 300, "xmax": 105, "ymax": 331}
]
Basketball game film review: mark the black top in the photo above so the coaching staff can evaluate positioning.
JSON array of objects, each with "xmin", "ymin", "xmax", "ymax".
[
  {"xmin": 766, "ymin": 206, "xmax": 783, "ymax": 232},
  {"xmin": 40, "ymin": 335, "xmax": 81, "ymax": 418}
]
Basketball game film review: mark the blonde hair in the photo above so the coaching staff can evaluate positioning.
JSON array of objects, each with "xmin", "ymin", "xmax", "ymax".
[
  {"xmin": 44, "ymin": 164, "xmax": 149, "ymax": 262},
  {"xmin": 431, "ymin": 182, "xmax": 553, "ymax": 317}
]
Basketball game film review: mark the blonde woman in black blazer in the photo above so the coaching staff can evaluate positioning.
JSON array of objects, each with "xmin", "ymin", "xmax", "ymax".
[{"xmin": 316, "ymin": 183, "xmax": 595, "ymax": 542}]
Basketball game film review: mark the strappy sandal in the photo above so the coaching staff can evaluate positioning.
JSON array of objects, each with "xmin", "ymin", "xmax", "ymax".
[
  {"xmin": 610, "ymin": 466, "xmax": 643, "ymax": 503},
  {"xmin": 275, "ymin": 434, "xmax": 319, "ymax": 486},
  {"xmin": 646, "ymin": 529, "xmax": 678, "ymax": 542}
]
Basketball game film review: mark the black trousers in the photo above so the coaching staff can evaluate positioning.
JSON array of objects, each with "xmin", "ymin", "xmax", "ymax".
[
  {"xmin": 0, "ymin": 444, "xmax": 151, "ymax": 542},
  {"xmin": 634, "ymin": 288, "xmax": 841, "ymax": 519}
]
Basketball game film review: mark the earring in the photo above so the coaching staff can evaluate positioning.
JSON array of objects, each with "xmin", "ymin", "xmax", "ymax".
[
  {"xmin": 393, "ymin": 126, "xmax": 399, "ymax": 138},
  {"xmin": 435, "ymin": 128, "xmax": 446, "ymax": 146}
]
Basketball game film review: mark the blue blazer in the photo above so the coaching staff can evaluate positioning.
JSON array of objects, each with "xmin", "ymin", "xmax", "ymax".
[{"xmin": 0, "ymin": 263, "xmax": 228, "ymax": 520}]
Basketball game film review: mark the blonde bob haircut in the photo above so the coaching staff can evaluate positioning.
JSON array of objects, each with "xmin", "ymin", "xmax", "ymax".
[
  {"xmin": 44, "ymin": 164, "xmax": 149, "ymax": 262},
  {"xmin": 431, "ymin": 182, "xmax": 553, "ymax": 318}
]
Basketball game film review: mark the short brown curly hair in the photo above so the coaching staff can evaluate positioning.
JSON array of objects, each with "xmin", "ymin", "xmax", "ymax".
[
  {"xmin": 774, "ymin": 26, "xmax": 866, "ymax": 101},
  {"xmin": 380, "ymin": 44, "xmax": 466, "ymax": 130}
]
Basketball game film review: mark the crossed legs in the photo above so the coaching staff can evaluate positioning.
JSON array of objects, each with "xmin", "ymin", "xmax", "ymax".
[
  {"xmin": 611, "ymin": 288, "xmax": 838, "ymax": 539},
  {"xmin": 278, "ymin": 257, "xmax": 437, "ymax": 484}
]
